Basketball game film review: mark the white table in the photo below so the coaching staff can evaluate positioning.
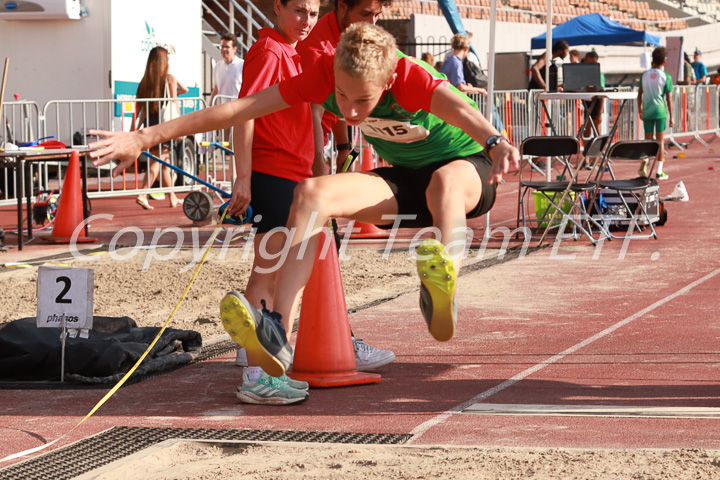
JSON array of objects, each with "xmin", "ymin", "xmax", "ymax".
[{"xmin": 0, "ymin": 148, "xmax": 92, "ymax": 250}]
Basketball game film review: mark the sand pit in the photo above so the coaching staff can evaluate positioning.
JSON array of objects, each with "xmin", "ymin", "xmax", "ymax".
[{"xmin": 81, "ymin": 439, "xmax": 720, "ymax": 480}]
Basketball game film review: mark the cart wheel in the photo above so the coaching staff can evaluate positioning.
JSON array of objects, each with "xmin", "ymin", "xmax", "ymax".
[
  {"xmin": 657, "ymin": 206, "xmax": 668, "ymax": 226},
  {"xmin": 183, "ymin": 191, "xmax": 214, "ymax": 222}
]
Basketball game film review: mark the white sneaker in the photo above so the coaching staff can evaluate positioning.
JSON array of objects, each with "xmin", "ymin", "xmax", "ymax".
[
  {"xmin": 353, "ymin": 338, "xmax": 396, "ymax": 371},
  {"xmin": 235, "ymin": 347, "xmax": 248, "ymax": 367}
]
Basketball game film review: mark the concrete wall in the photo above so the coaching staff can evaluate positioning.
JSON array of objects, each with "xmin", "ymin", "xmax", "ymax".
[
  {"xmin": 0, "ymin": 0, "xmax": 202, "ymax": 108},
  {"xmin": 0, "ymin": 0, "xmax": 111, "ymax": 107}
]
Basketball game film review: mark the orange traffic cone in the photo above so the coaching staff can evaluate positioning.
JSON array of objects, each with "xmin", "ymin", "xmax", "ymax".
[
  {"xmin": 351, "ymin": 145, "xmax": 389, "ymax": 239},
  {"xmin": 290, "ymin": 227, "xmax": 381, "ymax": 387},
  {"xmin": 44, "ymin": 151, "xmax": 96, "ymax": 243}
]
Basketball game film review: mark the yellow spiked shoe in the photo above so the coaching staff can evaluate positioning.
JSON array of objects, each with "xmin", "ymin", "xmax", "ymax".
[
  {"xmin": 220, "ymin": 292, "xmax": 292, "ymax": 377},
  {"xmin": 416, "ymin": 239, "xmax": 457, "ymax": 342}
]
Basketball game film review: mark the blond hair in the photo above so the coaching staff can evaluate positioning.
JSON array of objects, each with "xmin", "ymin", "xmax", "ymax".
[
  {"xmin": 335, "ymin": 23, "xmax": 397, "ymax": 86},
  {"xmin": 450, "ymin": 33, "xmax": 470, "ymax": 51}
]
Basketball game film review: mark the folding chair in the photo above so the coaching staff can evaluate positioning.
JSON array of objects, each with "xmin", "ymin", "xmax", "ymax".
[
  {"xmin": 517, "ymin": 136, "xmax": 607, "ymax": 244},
  {"xmin": 596, "ymin": 140, "xmax": 661, "ymax": 240}
]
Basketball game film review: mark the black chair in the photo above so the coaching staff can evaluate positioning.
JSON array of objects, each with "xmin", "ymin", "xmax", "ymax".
[
  {"xmin": 596, "ymin": 140, "xmax": 661, "ymax": 240},
  {"xmin": 517, "ymin": 136, "xmax": 608, "ymax": 244}
]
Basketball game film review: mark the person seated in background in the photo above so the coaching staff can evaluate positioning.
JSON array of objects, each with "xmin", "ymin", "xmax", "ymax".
[
  {"xmin": 421, "ymin": 52, "xmax": 435, "ymax": 67},
  {"xmin": 528, "ymin": 40, "xmax": 569, "ymax": 91},
  {"xmin": 581, "ymin": 50, "xmax": 605, "ymax": 140},
  {"xmin": 711, "ymin": 67, "xmax": 720, "ymax": 85},
  {"xmin": 441, "ymin": 33, "xmax": 486, "ymax": 95},
  {"xmin": 569, "ymin": 49, "xmax": 581, "ymax": 64}
]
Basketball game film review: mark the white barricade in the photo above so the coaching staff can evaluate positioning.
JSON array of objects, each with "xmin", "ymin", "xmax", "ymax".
[
  {"xmin": 0, "ymin": 100, "xmax": 42, "ymax": 206},
  {"xmin": 41, "ymin": 97, "xmax": 216, "ymax": 199}
]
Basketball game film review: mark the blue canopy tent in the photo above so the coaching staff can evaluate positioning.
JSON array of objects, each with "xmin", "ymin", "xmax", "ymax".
[{"xmin": 531, "ymin": 13, "xmax": 662, "ymax": 49}]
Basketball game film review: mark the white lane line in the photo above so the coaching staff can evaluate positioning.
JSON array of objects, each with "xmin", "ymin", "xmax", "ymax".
[
  {"xmin": 463, "ymin": 404, "xmax": 720, "ymax": 419},
  {"xmin": 407, "ymin": 267, "xmax": 720, "ymax": 443}
]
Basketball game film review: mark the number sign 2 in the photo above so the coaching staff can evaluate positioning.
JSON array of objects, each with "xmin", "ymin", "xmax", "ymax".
[{"xmin": 37, "ymin": 266, "xmax": 94, "ymax": 330}]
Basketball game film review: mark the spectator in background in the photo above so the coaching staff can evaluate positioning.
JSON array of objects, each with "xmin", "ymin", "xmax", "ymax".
[
  {"xmin": 678, "ymin": 52, "xmax": 695, "ymax": 85},
  {"xmin": 528, "ymin": 39, "xmax": 569, "ymax": 90},
  {"xmin": 421, "ymin": 52, "xmax": 435, "ymax": 67},
  {"xmin": 464, "ymin": 32, "xmax": 482, "ymax": 67},
  {"xmin": 692, "ymin": 48, "xmax": 707, "ymax": 84},
  {"xmin": 135, "ymin": 46, "xmax": 188, "ymax": 210},
  {"xmin": 638, "ymin": 47, "xmax": 674, "ymax": 181},
  {"xmin": 210, "ymin": 32, "xmax": 244, "ymax": 104},
  {"xmin": 582, "ymin": 50, "xmax": 605, "ymax": 139},
  {"xmin": 210, "ymin": 32, "xmax": 244, "ymax": 152},
  {"xmin": 569, "ymin": 49, "xmax": 581, "ymax": 63},
  {"xmin": 441, "ymin": 33, "xmax": 486, "ymax": 94}
]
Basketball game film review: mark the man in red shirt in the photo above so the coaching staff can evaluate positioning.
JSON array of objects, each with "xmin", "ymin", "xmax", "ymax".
[{"xmin": 297, "ymin": 0, "xmax": 391, "ymax": 171}]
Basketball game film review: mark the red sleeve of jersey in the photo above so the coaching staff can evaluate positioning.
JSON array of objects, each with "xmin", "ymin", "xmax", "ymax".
[
  {"xmin": 391, "ymin": 57, "xmax": 448, "ymax": 112},
  {"xmin": 239, "ymin": 43, "xmax": 282, "ymax": 97},
  {"xmin": 279, "ymin": 54, "xmax": 335, "ymax": 106}
]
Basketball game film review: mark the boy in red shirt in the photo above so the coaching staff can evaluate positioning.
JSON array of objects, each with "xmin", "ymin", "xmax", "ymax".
[{"xmin": 89, "ymin": 23, "xmax": 520, "ymax": 382}]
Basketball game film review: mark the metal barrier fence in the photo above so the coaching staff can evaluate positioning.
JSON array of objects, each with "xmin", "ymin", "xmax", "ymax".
[
  {"xmin": 668, "ymin": 84, "xmax": 720, "ymax": 149},
  {"xmin": 2, "ymin": 86, "xmax": 718, "ymax": 209},
  {"xmin": 40, "ymin": 97, "xmax": 220, "ymax": 201},
  {"xmin": 207, "ymin": 94, "xmax": 238, "ymax": 193},
  {"xmin": 0, "ymin": 101, "xmax": 42, "ymax": 206},
  {"xmin": 525, "ymin": 87, "xmax": 638, "ymax": 142}
]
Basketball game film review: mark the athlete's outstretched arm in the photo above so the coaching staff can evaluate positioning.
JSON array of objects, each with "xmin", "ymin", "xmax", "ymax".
[
  {"xmin": 429, "ymin": 84, "xmax": 519, "ymax": 184},
  {"xmin": 88, "ymin": 85, "xmax": 289, "ymax": 176}
]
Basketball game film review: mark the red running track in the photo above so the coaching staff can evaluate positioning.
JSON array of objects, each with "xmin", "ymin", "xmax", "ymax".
[{"xmin": 1, "ymin": 135, "xmax": 719, "ymax": 467}]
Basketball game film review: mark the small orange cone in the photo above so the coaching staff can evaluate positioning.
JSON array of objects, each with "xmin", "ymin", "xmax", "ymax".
[
  {"xmin": 290, "ymin": 227, "xmax": 381, "ymax": 387},
  {"xmin": 351, "ymin": 145, "xmax": 389, "ymax": 239},
  {"xmin": 44, "ymin": 151, "xmax": 96, "ymax": 243}
]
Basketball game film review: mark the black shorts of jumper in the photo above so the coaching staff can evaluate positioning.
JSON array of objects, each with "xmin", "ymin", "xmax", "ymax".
[
  {"xmin": 371, "ymin": 151, "xmax": 496, "ymax": 229},
  {"xmin": 250, "ymin": 171, "xmax": 299, "ymax": 234}
]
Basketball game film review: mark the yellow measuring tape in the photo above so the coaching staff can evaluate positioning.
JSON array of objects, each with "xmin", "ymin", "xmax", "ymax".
[{"xmin": 1, "ymin": 209, "xmax": 231, "ymax": 464}]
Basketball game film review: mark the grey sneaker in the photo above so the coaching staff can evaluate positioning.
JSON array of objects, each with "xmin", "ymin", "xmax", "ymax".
[
  {"xmin": 638, "ymin": 158, "xmax": 649, "ymax": 177},
  {"xmin": 236, "ymin": 370, "xmax": 309, "ymax": 405},
  {"xmin": 416, "ymin": 239, "xmax": 457, "ymax": 342},
  {"xmin": 220, "ymin": 292, "xmax": 292, "ymax": 377},
  {"xmin": 353, "ymin": 338, "xmax": 396, "ymax": 371}
]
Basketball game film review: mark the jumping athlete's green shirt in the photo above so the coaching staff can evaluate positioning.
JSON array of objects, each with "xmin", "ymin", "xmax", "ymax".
[{"xmin": 279, "ymin": 51, "xmax": 484, "ymax": 169}]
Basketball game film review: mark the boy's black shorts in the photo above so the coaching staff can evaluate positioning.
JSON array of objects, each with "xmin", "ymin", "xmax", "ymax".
[
  {"xmin": 371, "ymin": 151, "xmax": 496, "ymax": 229},
  {"xmin": 250, "ymin": 171, "xmax": 298, "ymax": 234}
]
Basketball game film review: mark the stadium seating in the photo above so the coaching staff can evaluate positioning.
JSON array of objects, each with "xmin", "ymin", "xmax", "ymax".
[{"xmin": 379, "ymin": 0, "xmax": 689, "ymax": 30}]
